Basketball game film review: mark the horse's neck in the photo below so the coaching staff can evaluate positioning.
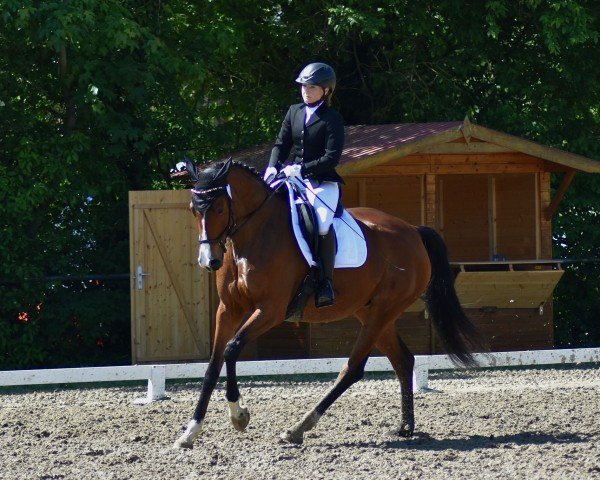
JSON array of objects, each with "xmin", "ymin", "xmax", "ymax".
[
  {"xmin": 227, "ymin": 166, "xmax": 269, "ymax": 219},
  {"xmin": 227, "ymin": 167, "xmax": 288, "ymax": 255}
]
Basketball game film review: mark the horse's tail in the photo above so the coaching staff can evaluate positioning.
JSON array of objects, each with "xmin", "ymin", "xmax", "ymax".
[{"xmin": 417, "ymin": 226, "xmax": 485, "ymax": 368}]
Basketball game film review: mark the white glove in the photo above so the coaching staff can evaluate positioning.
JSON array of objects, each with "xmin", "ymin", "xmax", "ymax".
[
  {"xmin": 263, "ymin": 166, "xmax": 278, "ymax": 184},
  {"xmin": 282, "ymin": 164, "xmax": 302, "ymax": 179}
]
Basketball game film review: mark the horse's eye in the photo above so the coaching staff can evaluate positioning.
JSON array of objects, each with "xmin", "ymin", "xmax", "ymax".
[{"xmin": 216, "ymin": 206, "xmax": 225, "ymax": 214}]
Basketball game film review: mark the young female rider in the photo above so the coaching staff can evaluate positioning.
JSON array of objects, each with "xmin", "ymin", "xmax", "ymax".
[{"xmin": 263, "ymin": 62, "xmax": 345, "ymax": 308}]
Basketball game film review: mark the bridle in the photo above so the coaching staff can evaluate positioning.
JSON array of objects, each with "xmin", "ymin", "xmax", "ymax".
[{"xmin": 191, "ymin": 182, "xmax": 282, "ymax": 253}]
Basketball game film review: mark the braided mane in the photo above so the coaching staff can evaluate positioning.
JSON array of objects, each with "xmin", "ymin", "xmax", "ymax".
[
  {"xmin": 229, "ymin": 160, "xmax": 266, "ymax": 185},
  {"xmin": 195, "ymin": 159, "xmax": 266, "ymax": 187}
]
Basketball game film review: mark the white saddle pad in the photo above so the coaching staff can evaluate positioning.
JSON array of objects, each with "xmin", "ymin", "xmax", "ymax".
[{"xmin": 272, "ymin": 178, "xmax": 367, "ymax": 268}]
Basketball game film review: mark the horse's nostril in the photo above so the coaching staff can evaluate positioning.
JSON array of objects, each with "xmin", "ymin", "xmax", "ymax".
[{"xmin": 209, "ymin": 259, "xmax": 222, "ymax": 270}]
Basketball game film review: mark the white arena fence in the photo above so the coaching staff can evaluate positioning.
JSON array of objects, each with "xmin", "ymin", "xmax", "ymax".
[{"xmin": 0, "ymin": 348, "xmax": 598, "ymax": 404}]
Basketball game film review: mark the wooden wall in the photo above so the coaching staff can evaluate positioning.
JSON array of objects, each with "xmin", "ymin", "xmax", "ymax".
[
  {"xmin": 495, "ymin": 174, "xmax": 537, "ymax": 259},
  {"xmin": 439, "ymin": 175, "xmax": 490, "ymax": 261}
]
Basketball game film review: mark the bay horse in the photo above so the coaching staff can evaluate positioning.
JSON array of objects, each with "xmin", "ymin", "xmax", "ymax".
[{"xmin": 174, "ymin": 159, "xmax": 482, "ymax": 449}]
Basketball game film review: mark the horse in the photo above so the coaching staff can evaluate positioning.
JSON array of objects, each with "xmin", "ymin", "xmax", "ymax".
[{"xmin": 173, "ymin": 158, "xmax": 483, "ymax": 449}]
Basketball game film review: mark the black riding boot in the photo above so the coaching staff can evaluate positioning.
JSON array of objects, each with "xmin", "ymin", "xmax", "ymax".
[{"xmin": 315, "ymin": 227, "xmax": 336, "ymax": 308}]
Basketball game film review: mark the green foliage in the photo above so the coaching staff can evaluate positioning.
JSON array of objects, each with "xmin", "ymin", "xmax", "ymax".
[
  {"xmin": 0, "ymin": 0, "xmax": 598, "ymax": 367},
  {"xmin": 553, "ymin": 174, "xmax": 600, "ymax": 346},
  {"xmin": 0, "ymin": 280, "xmax": 130, "ymax": 368}
]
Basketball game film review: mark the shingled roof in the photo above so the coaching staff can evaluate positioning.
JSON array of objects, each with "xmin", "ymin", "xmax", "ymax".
[{"xmin": 230, "ymin": 118, "xmax": 600, "ymax": 174}]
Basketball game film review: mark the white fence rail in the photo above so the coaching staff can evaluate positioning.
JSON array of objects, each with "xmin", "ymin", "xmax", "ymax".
[{"xmin": 1, "ymin": 348, "xmax": 598, "ymax": 404}]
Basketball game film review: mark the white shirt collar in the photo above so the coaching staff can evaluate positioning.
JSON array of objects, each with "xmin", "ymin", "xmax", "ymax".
[{"xmin": 304, "ymin": 101, "xmax": 324, "ymax": 124}]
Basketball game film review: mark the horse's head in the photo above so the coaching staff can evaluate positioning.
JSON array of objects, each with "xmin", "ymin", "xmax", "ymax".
[{"xmin": 187, "ymin": 158, "xmax": 234, "ymax": 271}]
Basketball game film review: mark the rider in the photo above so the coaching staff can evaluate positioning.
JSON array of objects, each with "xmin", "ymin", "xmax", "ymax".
[{"xmin": 263, "ymin": 62, "xmax": 345, "ymax": 308}]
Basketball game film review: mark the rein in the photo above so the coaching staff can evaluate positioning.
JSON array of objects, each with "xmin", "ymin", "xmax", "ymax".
[{"xmin": 193, "ymin": 183, "xmax": 283, "ymax": 253}]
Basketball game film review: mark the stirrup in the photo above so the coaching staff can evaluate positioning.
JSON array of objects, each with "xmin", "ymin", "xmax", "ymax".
[{"xmin": 315, "ymin": 279, "xmax": 335, "ymax": 308}]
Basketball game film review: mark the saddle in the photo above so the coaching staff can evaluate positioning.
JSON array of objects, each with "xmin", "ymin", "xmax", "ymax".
[
  {"xmin": 288, "ymin": 179, "xmax": 342, "ymax": 260},
  {"xmin": 271, "ymin": 178, "xmax": 367, "ymax": 322}
]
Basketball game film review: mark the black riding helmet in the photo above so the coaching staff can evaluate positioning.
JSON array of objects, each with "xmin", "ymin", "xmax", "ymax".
[{"xmin": 295, "ymin": 62, "xmax": 336, "ymax": 94}]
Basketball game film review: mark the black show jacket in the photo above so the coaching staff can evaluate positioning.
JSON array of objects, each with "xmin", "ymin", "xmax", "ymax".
[{"xmin": 269, "ymin": 102, "xmax": 345, "ymax": 184}]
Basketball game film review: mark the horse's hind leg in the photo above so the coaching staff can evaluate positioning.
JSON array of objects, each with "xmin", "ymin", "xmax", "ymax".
[
  {"xmin": 280, "ymin": 325, "xmax": 378, "ymax": 445},
  {"xmin": 375, "ymin": 322, "xmax": 415, "ymax": 437}
]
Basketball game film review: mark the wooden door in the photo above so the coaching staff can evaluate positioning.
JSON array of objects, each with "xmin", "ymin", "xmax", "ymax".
[{"xmin": 129, "ymin": 190, "xmax": 211, "ymax": 363}]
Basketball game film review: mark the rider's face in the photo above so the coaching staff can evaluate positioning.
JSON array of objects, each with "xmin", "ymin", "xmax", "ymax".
[{"xmin": 301, "ymin": 84, "xmax": 327, "ymax": 104}]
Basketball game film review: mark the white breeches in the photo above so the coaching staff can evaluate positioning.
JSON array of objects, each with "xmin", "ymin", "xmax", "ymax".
[{"xmin": 303, "ymin": 180, "xmax": 339, "ymax": 235}]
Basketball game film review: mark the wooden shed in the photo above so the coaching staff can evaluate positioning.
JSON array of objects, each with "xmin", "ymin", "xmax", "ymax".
[{"xmin": 129, "ymin": 118, "xmax": 599, "ymax": 363}]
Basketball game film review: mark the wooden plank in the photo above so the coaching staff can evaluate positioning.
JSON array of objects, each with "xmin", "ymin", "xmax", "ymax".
[
  {"xmin": 129, "ymin": 192, "xmax": 142, "ymax": 363},
  {"xmin": 439, "ymin": 175, "xmax": 489, "ymax": 261},
  {"xmin": 451, "ymin": 259, "xmax": 562, "ymax": 266},
  {"xmin": 489, "ymin": 176, "xmax": 497, "ymax": 257},
  {"xmin": 431, "ymin": 152, "xmax": 540, "ymax": 165},
  {"xmin": 545, "ymin": 171, "xmax": 576, "ymax": 220},
  {"xmin": 425, "ymin": 174, "xmax": 436, "ymax": 228},
  {"xmin": 342, "ymin": 178, "xmax": 359, "ymax": 208},
  {"xmin": 309, "ymin": 318, "xmax": 360, "ymax": 358},
  {"xmin": 539, "ymin": 172, "xmax": 552, "ymax": 258},
  {"xmin": 309, "ymin": 312, "xmax": 432, "ymax": 358},
  {"xmin": 143, "ymin": 209, "xmax": 202, "ymax": 350},
  {"xmin": 454, "ymin": 270, "xmax": 564, "ymax": 309},
  {"xmin": 495, "ymin": 174, "xmax": 537, "ymax": 260},
  {"xmin": 535, "ymin": 173, "xmax": 541, "ymax": 258},
  {"xmin": 461, "ymin": 308, "xmax": 554, "ymax": 352},
  {"xmin": 354, "ymin": 165, "xmax": 431, "ymax": 175},
  {"xmin": 133, "ymin": 203, "xmax": 189, "ymax": 210},
  {"xmin": 471, "ymin": 124, "xmax": 600, "ymax": 173},
  {"xmin": 405, "ymin": 298, "xmax": 426, "ymax": 312},
  {"xmin": 418, "ymin": 143, "xmax": 514, "ymax": 154},
  {"xmin": 380, "ymin": 154, "xmax": 431, "ymax": 166},
  {"xmin": 355, "ymin": 162, "xmax": 546, "ymax": 176},
  {"xmin": 432, "ymin": 163, "xmax": 545, "ymax": 174},
  {"xmin": 420, "ymin": 175, "xmax": 425, "ymax": 225},
  {"xmin": 394, "ymin": 312, "xmax": 431, "ymax": 355},
  {"xmin": 256, "ymin": 322, "xmax": 309, "ymax": 359},
  {"xmin": 358, "ymin": 178, "xmax": 367, "ymax": 206},
  {"xmin": 128, "ymin": 189, "xmax": 190, "ymax": 205},
  {"xmin": 364, "ymin": 175, "xmax": 422, "ymax": 225}
]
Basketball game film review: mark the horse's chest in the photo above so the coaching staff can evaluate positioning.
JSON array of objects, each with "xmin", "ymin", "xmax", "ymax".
[{"xmin": 232, "ymin": 258, "xmax": 257, "ymax": 298}]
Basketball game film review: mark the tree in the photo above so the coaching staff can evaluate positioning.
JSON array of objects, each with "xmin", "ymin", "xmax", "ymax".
[{"xmin": 0, "ymin": 0, "xmax": 598, "ymax": 367}]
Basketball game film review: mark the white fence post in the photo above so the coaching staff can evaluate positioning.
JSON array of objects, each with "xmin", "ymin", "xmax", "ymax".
[
  {"xmin": 134, "ymin": 365, "xmax": 167, "ymax": 404},
  {"xmin": 413, "ymin": 357, "xmax": 429, "ymax": 392}
]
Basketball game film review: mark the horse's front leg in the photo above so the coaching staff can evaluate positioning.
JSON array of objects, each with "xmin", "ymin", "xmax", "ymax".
[
  {"xmin": 223, "ymin": 305, "xmax": 284, "ymax": 432},
  {"xmin": 173, "ymin": 303, "xmax": 238, "ymax": 449},
  {"xmin": 225, "ymin": 313, "xmax": 251, "ymax": 432}
]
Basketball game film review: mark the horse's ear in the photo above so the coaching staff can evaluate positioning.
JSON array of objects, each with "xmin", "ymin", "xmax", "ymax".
[
  {"xmin": 185, "ymin": 157, "xmax": 199, "ymax": 182},
  {"xmin": 212, "ymin": 157, "xmax": 233, "ymax": 187}
]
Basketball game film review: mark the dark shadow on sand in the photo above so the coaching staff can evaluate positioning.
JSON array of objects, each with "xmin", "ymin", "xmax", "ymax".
[{"xmin": 327, "ymin": 430, "xmax": 588, "ymax": 452}]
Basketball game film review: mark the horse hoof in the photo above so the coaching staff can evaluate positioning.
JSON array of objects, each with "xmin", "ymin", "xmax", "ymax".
[
  {"xmin": 392, "ymin": 421, "xmax": 414, "ymax": 438},
  {"xmin": 173, "ymin": 420, "xmax": 202, "ymax": 449},
  {"xmin": 173, "ymin": 438, "xmax": 194, "ymax": 449},
  {"xmin": 279, "ymin": 429, "xmax": 304, "ymax": 445},
  {"xmin": 231, "ymin": 407, "xmax": 250, "ymax": 432}
]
